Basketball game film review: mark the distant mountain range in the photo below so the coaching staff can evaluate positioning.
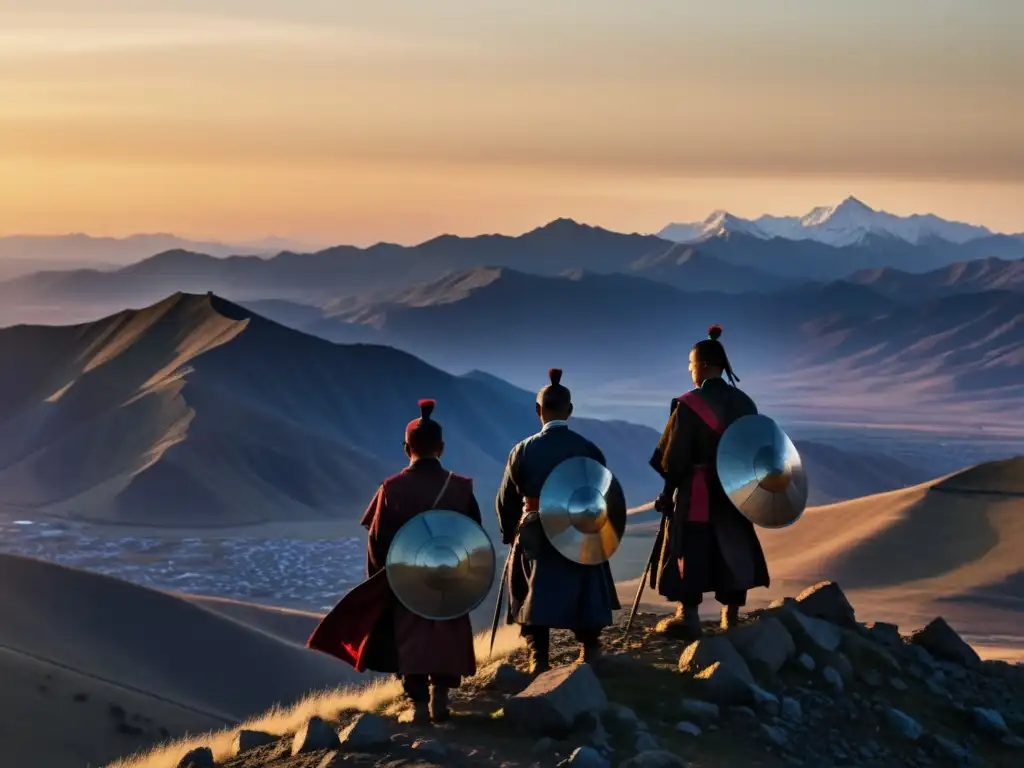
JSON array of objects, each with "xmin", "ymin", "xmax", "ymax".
[
  {"xmin": 244, "ymin": 264, "xmax": 1023, "ymax": 409},
  {"xmin": 2, "ymin": 212, "xmax": 1022, "ymax": 329},
  {"xmin": 659, "ymin": 196, "xmax": 1003, "ymax": 247}
]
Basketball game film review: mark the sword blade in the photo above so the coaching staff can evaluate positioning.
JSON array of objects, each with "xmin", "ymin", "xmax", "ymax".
[{"xmin": 488, "ymin": 545, "xmax": 513, "ymax": 658}]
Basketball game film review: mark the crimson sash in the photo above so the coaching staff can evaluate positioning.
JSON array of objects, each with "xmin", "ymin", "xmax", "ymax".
[{"xmin": 676, "ymin": 391, "xmax": 725, "ymax": 524}]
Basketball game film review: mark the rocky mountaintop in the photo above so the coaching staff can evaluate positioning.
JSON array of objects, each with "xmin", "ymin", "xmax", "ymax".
[{"xmin": 152, "ymin": 582, "xmax": 1022, "ymax": 768}]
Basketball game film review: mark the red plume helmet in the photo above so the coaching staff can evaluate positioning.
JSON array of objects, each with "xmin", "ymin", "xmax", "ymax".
[
  {"xmin": 418, "ymin": 399, "xmax": 436, "ymax": 419},
  {"xmin": 548, "ymin": 368, "xmax": 563, "ymax": 386},
  {"xmin": 707, "ymin": 325, "xmax": 723, "ymax": 341}
]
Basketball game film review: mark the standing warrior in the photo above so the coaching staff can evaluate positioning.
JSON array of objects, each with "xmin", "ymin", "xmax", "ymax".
[
  {"xmin": 649, "ymin": 326, "xmax": 770, "ymax": 639},
  {"xmin": 495, "ymin": 369, "xmax": 621, "ymax": 673},
  {"xmin": 307, "ymin": 399, "xmax": 481, "ymax": 724}
]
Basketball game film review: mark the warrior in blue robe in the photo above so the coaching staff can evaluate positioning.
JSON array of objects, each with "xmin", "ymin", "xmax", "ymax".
[{"xmin": 495, "ymin": 369, "xmax": 621, "ymax": 673}]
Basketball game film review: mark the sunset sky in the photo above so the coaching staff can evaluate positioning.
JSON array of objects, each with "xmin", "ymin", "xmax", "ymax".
[{"xmin": 1, "ymin": 0, "xmax": 1022, "ymax": 244}]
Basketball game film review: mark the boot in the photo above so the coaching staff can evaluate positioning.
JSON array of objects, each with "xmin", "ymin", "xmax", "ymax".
[
  {"xmin": 402, "ymin": 702, "xmax": 431, "ymax": 725},
  {"xmin": 720, "ymin": 605, "xmax": 741, "ymax": 631},
  {"xmin": 655, "ymin": 603, "xmax": 704, "ymax": 640},
  {"xmin": 429, "ymin": 686, "xmax": 450, "ymax": 723},
  {"xmin": 526, "ymin": 635, "xmax": 551, "ymax": 675},
  {"xmin": 576, "ymin": 639, "xmax": 603, "ymax": 666}
]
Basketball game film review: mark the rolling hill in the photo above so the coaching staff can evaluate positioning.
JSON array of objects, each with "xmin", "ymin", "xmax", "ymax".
[
  {"xmin": 0, "ymin": 292, "xmax": 670, "ymax": 526},
  {"xmin": 847, "ymin": 257, "xmax": 1024, "ymax": 299}
]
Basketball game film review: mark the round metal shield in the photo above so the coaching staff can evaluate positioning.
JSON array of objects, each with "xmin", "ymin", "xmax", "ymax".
[
  {"xmin": 716, "ymin": 414, "xmax": 809, "ymax": 528},
  {"xmin": 386, "ymin": 510, "xmax": 496, "ymax": 620},
  {"xmin": 538, "ymin": 457, "xmax": 627, "ymax": 565}
]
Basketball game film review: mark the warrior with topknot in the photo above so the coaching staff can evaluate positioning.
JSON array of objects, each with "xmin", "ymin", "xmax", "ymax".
[
  {"xmin": 495, "ymin": 369, "xmax": 621, "ymax": 673},
  {"xmin": 648, "ymin": 326, "xmax": 770, "ymax": 639},
  {"xmin": 308, "ymin": 399, "xmax": 481, "ymax": 725}
]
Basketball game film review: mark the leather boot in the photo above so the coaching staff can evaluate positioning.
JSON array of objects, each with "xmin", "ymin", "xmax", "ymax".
[
  {"xmin": 576, "ymin": 640, "xmax": 603, "ymax": 665},
  {"xmin": 526, "ymin": 635, "xmax": 551, "ymax": 675},
  {"xmin": 655, "ymin": 603, "xmax": 704, "ymax": 640},
  {"xmin": 403, "ymin": 702, "xmax": 431, "ymax": 725},
  {"xmin": 721, "ymin": 605, "xmax": 741, "ymax": 630},
  {"xmin": 429, "ymin": 686, "xmax": 450, "ymax": 723}
]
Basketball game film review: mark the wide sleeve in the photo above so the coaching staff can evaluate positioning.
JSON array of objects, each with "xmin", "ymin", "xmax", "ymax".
[
  {"xmin": 362, "ymin": 485, "xmax": 390, "ymax": 576},
  {"xmin": 495, "ymin": 443, "xmax": 524, "ymax": 545},
  {"xmin": 654, "ymin": 405, "xmax": 696, "ymax": 485}
]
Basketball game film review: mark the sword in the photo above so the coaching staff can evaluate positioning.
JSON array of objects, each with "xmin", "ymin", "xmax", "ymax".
[
  {"xmin": 487, "ymin": 543, "xmax": 513, "ymax": 659},
  {"xmin": 622, "ymin": 516, "xmax": 666, "ymax": 643}
]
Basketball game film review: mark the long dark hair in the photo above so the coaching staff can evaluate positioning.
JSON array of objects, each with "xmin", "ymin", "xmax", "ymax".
[{"xmin": 693, "ymin": 325, "xmax": 739, "ymax": 385}]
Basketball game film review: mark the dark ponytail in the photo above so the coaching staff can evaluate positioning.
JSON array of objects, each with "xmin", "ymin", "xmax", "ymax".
[{"xmin": 693, "ymin": 325, "xmax": 740, "ymax": 385}]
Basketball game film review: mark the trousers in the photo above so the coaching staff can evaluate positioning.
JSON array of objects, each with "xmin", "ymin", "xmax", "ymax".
[
  {"xmin": 521, "ymin": 625, "xmax": 601, "ymax": 648},
  {"xmin": 680, "ymin": 589, "xmax": 747, "ymax": 608},
  {"xmin": 399, "ymin": 673, "xmax": 461, "ymax": 703}
]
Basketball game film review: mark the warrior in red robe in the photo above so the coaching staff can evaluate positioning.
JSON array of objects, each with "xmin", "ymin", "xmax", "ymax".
[
  {"xmin": 308, "ymin": 399, "xmax": 481, "ymax": 724},
  {"xmin": 648, "ymin": 326, "xmax": 770, "ymax": 639}
]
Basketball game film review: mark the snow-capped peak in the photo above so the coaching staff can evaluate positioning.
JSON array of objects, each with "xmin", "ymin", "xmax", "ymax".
[{"xmin": 658, "ymin": 197, "xmax": 993, "ymax": 247}]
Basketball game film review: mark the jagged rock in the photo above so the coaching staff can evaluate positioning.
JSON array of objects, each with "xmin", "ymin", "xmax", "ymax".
[
  {"xmin": 865, "ymin": 622, "xmax": 902, "ymax": 649},
  {"xmin": 925, "ymin": 673, "xmax": 949, "ymax": 698},
  {"xmin": 177, "ymin": 747, "xmax": 214, "ymax": 768},
  {"xmin": 1003, "ymin": 735, "xmax": 1024, "ymax": 749},
  {"xmin": 679, "ymin": 698, "xmax": 720, "ymax": 724},
  {"xmin": 839, "ymin": 629, "xmax": 900, "ymax": 674},
  {"xmin": 231, "ymin": 729, "xmax": 277, "ymax": 756},
  {"xmin": 678, "ymin": 635, "xmax": 753, "ymax": 684},
  {"xmin": 750, "ymin": 684, "xmax": 780, "ymax": 716},
  {"xmin": 729, "ymin": 617, "xmax": 796, "ymax": 677},
  {"xmin": 822, "ymin": 666, "xmax": 844, "ymax": 693},
  {"xmin": 921, "ymin": 733, "xmax": 971, "ymax": 762},
  {"xmin": 503, "ymin": 663, "xmax": 607, "ymax": 735},
  {"xmin": 576, "ymin": 712, "xmax": 611, "ymax": 751},
  {"xmin": 634, "ymin": 731, "xmax": 660, "ymax": 751},
  {"xmin": 795, "ymin": 582, "xmax": 857, "ymax": 628},
  {"xmin": 675, "ymin": 721, "xmax": 701, "ymax": 736},
  {"xmin": 910, "ymin": 618, "xmax": 981, "ymax": 668},
  {"xmin": 774, "ymin": 606, "xmax": 842, "ymax": 657},
  {"xmin": 564, "ymin": 746, "xmax": 610, "ymax": 768},
  {"xmin": 795, "ymin": 653, "xmax": 815, "ymax": 672},
  {"xmin": 480, "ymin": 662, "xmax": 532, "ymax": 693},
  {"xmin": 761, "ymin": 723, "xmax": 789, "ymax": 747},
  {"xmin": 889, "ymin": 677, "xmax": 908, "ymax": 691},
  {"xmin": 692, "ymin": 662, "xmax": 752, "ymax": 706},
  {"xmin": 603, "ymin": 702, "xmax": 640, "ymax": 731},
  {"xmin": 292, "ymin": 717, "xmax": 340, "ymax": 755},
  {"xmin": 970, "ymin": 707, "xmax": 1009, "ymax": 737},
  {"xmin": 828, "ymin": 652, "xmax": 854, "ymax": 685},
  {"xmin": 338, "ymin": 713, "xmax": 390, "ymax": 750},
  {"xmin": 412, "ymin": 738, "xmax": 448, "ymax": 757},
  {"xmin": 620, "ymin": 750, "xmax": 689, "ymax": 768},
  {"xmin": 781, "ymin": 697, "xmax": 802, "ymax": 723},
  {"xmin": 883, "ymin": 708, "xmax": 923, "ymax": 741},
  {"xmin": 858, "ymin": 669, "xmax": 883, "ymax": 688}
]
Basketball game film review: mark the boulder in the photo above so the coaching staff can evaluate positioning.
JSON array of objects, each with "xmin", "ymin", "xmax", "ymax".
[
  {"xmin": 678, "ymin": 636, "xmax": 753, "ymax": 684},
  {"xmin": 795, "ymin": 582, "xmax": 857, "ymax": 628},
  {"xmin": 692, "ymin": 662, "xmax": 753, "ymax": 706},
  {"xmin": 864, "ymin": 621, "xmax": 902, "ymax": 649},
  {"xmin": 292, "ymin": 717, "xmax": 340, "ymax": 755},
  {"xmin": 620, "ymin": 750, "xmax": 689, "ymax": 768},
  {"xmin": 760, "ymin": 723, "xmax": 789, "ymax": 748},
  {"xmin": 176, "ymin": 747, "xmax": 214, "ymax": 768},
  {"xmin": 773, "ymin": 606, "xmax": 842, "ymax": 657},
  {"xmin": 231, "ymin": 730, "xmax": 277, "ymax": 756},
  {"xmin": 675, "ymin": 722, "xmax": 701, "ymax": 737},
  {"xmin": 909, "ymin": 618, "xmax": 981, "ymax": 668},
  {"xmin": 970, "ymin": 707, "xmax": 1009, "ymax": 737},
  {"xmin": 795, "ymin": 653, "xmax": 815, "ymax": 672},
  {"xmin": 679, "ymin": 698, "xmax": 720, "ymax": 725},
  {"xmin": 480, "ymin": 662, "xmax": 532, "ymax": 693},
  {"xmin": 839, "ymin": 629, "xmax": 901, "ymax": 674},
  {"xmin": 921, "ymin": 733, "xmax": 972, "ymax": 762},
  {"xmin": 634, "ymin": 731, "xmax": 660, "ymax": 751},
  {"xmin": 503, "ymin": 663, "xmax": 608, "ymax": 735},
  {"xmin": 822, "ymin": 666, "xmax": 844, "ymax": 693},
  {"xmin": 883, "ymin": 708, "xmax": 923, "ymax": 741},
  {"xmin": 749, "ymin": 684, "xmax": 780, "ymax": 716},
  {"xmin": 729, "ymin": 617, "xmax": 796, "ymax": 677},
  {"xmin": 603, "ymin": 702, "xmax": 641, "ymax": 731},
  {"xmin": 781, "ymin": 696, "xmax": 802, "ymax": 723},
  {"xmin": 337, "ymin": 714, "xmax": 391, "ymax": 751},
  {"xmin": 564, "ymin": 746, "xmax": 610, "ymax": 768}
]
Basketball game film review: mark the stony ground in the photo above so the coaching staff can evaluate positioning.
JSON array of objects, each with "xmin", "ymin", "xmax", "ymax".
[{"xmin": 171, "ymin": 582, "xmax": 1024, "ymax": 768}]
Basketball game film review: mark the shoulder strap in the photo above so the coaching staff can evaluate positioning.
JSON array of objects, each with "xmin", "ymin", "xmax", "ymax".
[
  {"xmin": 678, "ymin": 391, "xmax": 725, "ymax": 434},
  {"xmin": 431, "ymin": 471, "xmax": 454, "ymax": 508}
]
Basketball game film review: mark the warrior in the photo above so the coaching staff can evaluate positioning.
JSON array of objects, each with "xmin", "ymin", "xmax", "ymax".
[
  {"xmin": 495, "ymin": 368, "xmax": 621, "ymax": 673},
  {"xmin": 307, "ymin": 399, "xmax": 481, "ymax": 724},
  {"xmin": 648, "ymin": 326, "xmax": 770, "ymax": 639}
]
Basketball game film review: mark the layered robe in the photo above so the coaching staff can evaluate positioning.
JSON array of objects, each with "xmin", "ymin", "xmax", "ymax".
[
  {"xmin": 307, "ymin": 458, "xmax": 480, "ymax": 680},
  {"xmin": 496, "ymin": 421, "xmax": 621, "ymax": 629},
  {"xmin": 648, "ymin": 377, "xmax": 770, "ymax": 600}
]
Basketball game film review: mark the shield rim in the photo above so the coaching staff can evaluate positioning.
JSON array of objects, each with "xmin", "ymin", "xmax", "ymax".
[
  {"xmin": 385, "ymin": 508, "xmax": 497, "ymax": 620},
  {"xmin": 716, "ymin": 414, "xmax": 808, "ymax": 530}
]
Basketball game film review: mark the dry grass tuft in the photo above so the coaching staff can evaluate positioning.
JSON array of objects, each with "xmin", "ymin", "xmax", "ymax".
[{"xmin": 106, "ymin": 626, "xmax": 524, "ymax": 768}]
